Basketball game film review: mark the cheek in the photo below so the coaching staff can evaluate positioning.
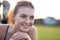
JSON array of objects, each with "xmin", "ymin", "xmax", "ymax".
[
  {"xmin": 31, "ymin": 20, "xmax": 34, "ymax": 24},
  {"xmin": 15, "ymin": 17, "xmax": 24, "ymax": 23}
]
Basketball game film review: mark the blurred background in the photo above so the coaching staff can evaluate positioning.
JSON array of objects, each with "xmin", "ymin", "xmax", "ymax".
[{"xmin": 0, "ymin": 0, "xmax": 60, "ymax": 40}]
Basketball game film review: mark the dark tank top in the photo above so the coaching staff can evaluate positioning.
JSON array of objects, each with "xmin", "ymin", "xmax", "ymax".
[{"xmin": 4, "ymin": 25, "xmax": 9, "ymax": 40}]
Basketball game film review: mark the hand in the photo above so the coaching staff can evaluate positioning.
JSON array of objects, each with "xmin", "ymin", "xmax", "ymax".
[{"xmin": 9, "ymin": 32, "xmax": 31, "ymax": 40}]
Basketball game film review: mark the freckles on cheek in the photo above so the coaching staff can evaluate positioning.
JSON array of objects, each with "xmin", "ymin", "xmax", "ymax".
[
  {"xmin": 15, "ymin": 18, "xmax": 20, "ymax": 22},
  {"xmin": 17, "ymin": 19, "xmax": 21, "ymax": 22},
  {"xmin": 17, "ymin": 18, "xmax": 23, "ymax": 23}
]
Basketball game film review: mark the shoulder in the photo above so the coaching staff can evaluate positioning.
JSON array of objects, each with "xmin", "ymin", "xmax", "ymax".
[
  {"xmin": 0, "ymin": 24, "xmax": 10, "ymax": 32},
  {"xmin": 0, "ymin": 24, "xmax": 9, "ymax": 39},
  {"xmin": 28, "ymin": 25, "xmax": 38, "ymax": 40},
  {"xmin": 0, "ymin": 24, "xmax": 9, "ymax": 26},
  {"xmin": 0, "ymin": 24, "xmax": 9, "ymax": 29},
  {"xmin": 0, "ymin": 24, "xmax": 10, "ymax": 34},
  {"xmin": 29, "ymin": 25, "xmax": 38, "ymax": 35},
  {"xmin": 29, "ymin": 25, "xmax": 37, "ymax": 32}
]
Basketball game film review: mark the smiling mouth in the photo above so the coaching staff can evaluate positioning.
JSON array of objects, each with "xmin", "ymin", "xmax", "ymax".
[
  {"xmin": 23, "ymin": 25, "xmax": 29, "ymax": 29},
  {"xmin": 21, "ymin": 23, "xmax": 32, "ymax": 29}
]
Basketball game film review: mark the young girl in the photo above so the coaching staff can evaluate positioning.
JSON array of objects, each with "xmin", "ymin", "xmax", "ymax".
[{"xmin": 0, "ymin": 1, "xmax": 38, "ymax": 40}]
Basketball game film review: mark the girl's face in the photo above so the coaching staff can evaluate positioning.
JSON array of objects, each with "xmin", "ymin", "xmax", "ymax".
[{"xmin": 14, "ymin": 7, "xmax": 34, "ymax": 32}]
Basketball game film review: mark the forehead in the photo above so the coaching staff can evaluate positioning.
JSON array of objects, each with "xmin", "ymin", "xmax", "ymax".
[{"xmin": 17, "ymin": 7, "xmax": 34, "ymax": 16}]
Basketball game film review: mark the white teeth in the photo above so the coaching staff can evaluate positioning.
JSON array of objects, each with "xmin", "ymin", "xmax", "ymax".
[
  {"xmin": 22, "ymin": 24, "xmax": 30, "ymax": 29},
  {"xmin": 24, "ymin": 26, "xmax": 28, "ymax": 29}
]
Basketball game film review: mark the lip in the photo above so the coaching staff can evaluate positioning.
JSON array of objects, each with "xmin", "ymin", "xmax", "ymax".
[
  {"xmin": 21, "ymin": 24, "xmax": 31, "ymax": 29},
  {"xmin": 23, "ymin": 26, "xmax": 29, "ymax": 29}
]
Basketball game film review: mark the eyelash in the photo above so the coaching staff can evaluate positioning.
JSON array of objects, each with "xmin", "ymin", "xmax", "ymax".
[
  {"xmin": 20, "ymin": 15, "xmax": 26, "ymax": 18},
  {"xmin": 30, "ymin": 16, "xmax": 34, "ymax": 20},
  {"xmin": 20, "ymin": 15, "xmax": 34, "ymax": 20}
]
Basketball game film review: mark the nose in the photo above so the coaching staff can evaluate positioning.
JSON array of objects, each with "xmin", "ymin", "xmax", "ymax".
[{"xmin": 25, "ymin": 18, "xmax": 31, "ymax": 24}]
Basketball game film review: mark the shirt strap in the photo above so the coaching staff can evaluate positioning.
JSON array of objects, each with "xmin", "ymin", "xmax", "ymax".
[{"xmin": 4, "ymin": 25, "xmax": 9, "ymax": 40}]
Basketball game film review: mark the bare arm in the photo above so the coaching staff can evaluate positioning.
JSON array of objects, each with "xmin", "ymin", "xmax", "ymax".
[
  {"xmin": 28, "ymin": 26, "xmax": 38, "ymax": 40},
  {"xmin": 0, "ymin": 24, "xmax": 9, "ymax": 40}
]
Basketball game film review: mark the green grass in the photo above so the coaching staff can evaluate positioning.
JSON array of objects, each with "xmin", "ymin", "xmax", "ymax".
[{"xmin": 35, "ymin": 24, "xmax": 60, "ymax": 40}]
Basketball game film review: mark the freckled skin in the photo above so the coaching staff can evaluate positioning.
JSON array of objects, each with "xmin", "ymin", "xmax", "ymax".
[{"xmin": 14, "ymin": 7, "xmax": 34, "ymax": 32}]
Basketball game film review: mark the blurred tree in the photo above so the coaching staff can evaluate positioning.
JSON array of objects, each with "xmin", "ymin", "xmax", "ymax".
[{"xmin": 43, "ymin": 17, "xmax": 57, "ymax": 26}]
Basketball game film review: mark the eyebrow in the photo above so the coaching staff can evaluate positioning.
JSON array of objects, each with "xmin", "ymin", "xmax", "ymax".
[{"xmin": 20, "ymin": 13, "xmax": 34, "ymax": 17}]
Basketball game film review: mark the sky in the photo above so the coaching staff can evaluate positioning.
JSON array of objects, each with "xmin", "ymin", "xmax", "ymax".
[{"xmin": 0, "ymin": 0, "xmax": 60, "ymax": 20}]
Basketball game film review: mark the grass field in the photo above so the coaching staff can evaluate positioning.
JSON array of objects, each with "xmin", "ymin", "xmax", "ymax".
[{"xmin": 35, "ymin": 24, "xmax": 60, "ymax": 40}]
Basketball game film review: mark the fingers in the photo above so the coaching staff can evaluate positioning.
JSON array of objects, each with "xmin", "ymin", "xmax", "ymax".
[
  {"xmin": 10, "ymin": 32, "xmax": 31, "ymax": 40},
  {"xmin": 10, "ymin": 38, "xmax": 26, "ymax": 40},
  {"xmin": 9, "ymin": 38, "xmax": 19, "ymax": 40},
  {"xmin": 10, "ymin": 32, "xmax": 27, "ymax": 40},
  {"xmin": 12, "ymin": 34, "xmax": 27, "ymax": 40}
]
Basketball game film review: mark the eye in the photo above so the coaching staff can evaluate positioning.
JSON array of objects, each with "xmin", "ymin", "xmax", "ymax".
[
  {"xmin": 30, "ymin": 16, "xmax": 34, "ymax": 20},
  {"xmin": 20, "ymin": 14, "xmax": 26, "ymax": 18}
]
